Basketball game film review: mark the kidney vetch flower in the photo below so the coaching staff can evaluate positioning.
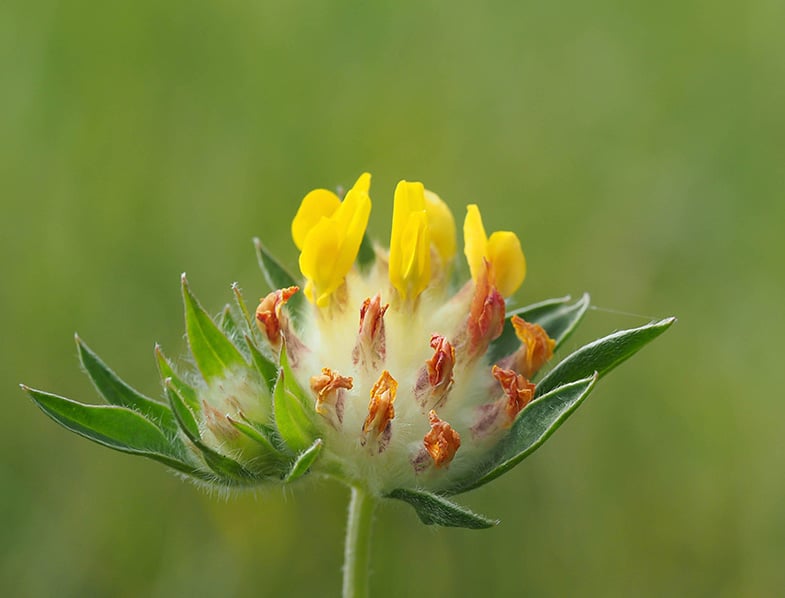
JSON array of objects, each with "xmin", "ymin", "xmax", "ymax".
[{"xmin": 23, "ymin": 172, "xmax": 673, "ymax": 597}]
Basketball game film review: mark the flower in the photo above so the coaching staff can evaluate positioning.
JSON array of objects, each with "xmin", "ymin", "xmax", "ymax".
[
  {"xmin": 24, "ymin": 172, "xmax": 674, "ymax": 528},
  {"xmin": 283, "ymin": 172, "xmax": 537, "ymax": 494}
]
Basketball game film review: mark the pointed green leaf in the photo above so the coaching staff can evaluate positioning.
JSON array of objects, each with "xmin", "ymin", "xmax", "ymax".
[
  {"xmin": 387, "ymin": 488, "xmax": 498, "ymax": 529},
  {"xmin": 489, "ymin": 294, "xmax": 590, "ymax": 363},
  {"xmin": 276, "ymin": 339, "xmax": 322, "ymax": 450},
  {"xmin": 279, "ymin": 337, "xmax": 311, "ymax": 407},
  {"xmin": 219, "ymin": 304, "xmax": 239, "ymax": 338},
  {"xmin": 231, "ymin": 282, "xmax": 257, "ymax": 334},
  {"xmin": 181, "ymin": 274, "xmax": 248, "ymax": 381},
  {"xmin": 233, "ymin": 285, "xmax": 280, "ymax": 391},
  {"xmin": 23, "ymin": 386, "xmax": 197, "ymax": 470},
  {"xmin": 164, "ymin": 380, "xmax": 201, "ymax": 442},
  {"xmin": 253, "ymin": 238, "xmax": 298, "ymax": 290},
  {"xmin": 355, "ymin": 234, "xmax": 375, "ymax": 272},
  {"xmin": 227, "ymin": 415, "xmax": 283, "ymax": 458},
  {"xmin": 536, "ymin": 317, "xmax": 675, "ymax": 398},
  {"xmin": 243, "ymin": 335, "xmax": 278, "ymax": 394},
  {"xmin": 76, "ymin": 335, "xmax": 177, "ymax": 434},
  {"xmin": 255, "ymin": 421, "xmax": 288, "ymax": 453},
  {"xmin": 284, "ymin": 439, "xmax": 323, "ymax": 482},
  {"xmin": 198, "ymin": 448, "xmax": 259, "ymax": 485},
  {"xmin": 155, "ymin": 345, "xmax": 201, "ymax": 412},
  {"xmin": 452, "ymin": 374, "xmax": 598, "ymax": 494},
  {"xmin": 272, "ymin": 369, "xmax": 318, "ymax": 453},
  {"xmin": 253, "ymin": 238, "xmax": 305, "ymax": 327}
]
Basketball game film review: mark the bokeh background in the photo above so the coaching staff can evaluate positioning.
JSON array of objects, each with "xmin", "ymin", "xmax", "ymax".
[{"xmin": 2, "ymin": 1, "xmax": 783, "ymax": 596}]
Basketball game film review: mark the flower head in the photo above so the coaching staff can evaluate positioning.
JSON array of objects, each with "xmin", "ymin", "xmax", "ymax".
[
  {"xmin": 25, "ymin": 172, "xmax": 674, "ymax": 528},
  {"xmin": 280, "ymin": 175, "xmax": 538, "ymax": 493}
]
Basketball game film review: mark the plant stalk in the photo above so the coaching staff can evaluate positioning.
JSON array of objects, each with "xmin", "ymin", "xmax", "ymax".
[{"xmin": 342, "ymin": 485, "xmax": 376, "ymax": 598}]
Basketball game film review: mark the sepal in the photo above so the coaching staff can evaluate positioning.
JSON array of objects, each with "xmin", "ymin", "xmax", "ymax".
[
  {"xmin": 231, "ymin": 283, "xmax": 263, "ymax": 342},
  {"xmin": 155, "ymin": 345, "xmax": 200, "ymax": 412},
  {"xmin": 272, "ymin": 370, "xmax": 318, "ymax": 453},
  {"xmin": 279, "ymin": 337, "xmax": 313, "ymax": 408},
  {"xmin": 243, "ymin": 335, "xmax": 278, "ymax": 393},
  {"xmin": 272, "ymin": 343, "xmax": 320, "ymax": 453},
  {"xmin": 163, "ymin": 378, "xmax": 200, "ymax": 441},
  {"xmin": 284, "ymin": 438, "xmax": 324, "ymax": 482},
  {"xmin": 227, "ymin": 415, "xmax": 286, "ymax": 460},
  {"xmin": 218, "ymin": 304, "xmax": 239, "ymax": 337},
  {"xmin": 182, "ymin": 274, "xmax": 248, "ymax": 382}
]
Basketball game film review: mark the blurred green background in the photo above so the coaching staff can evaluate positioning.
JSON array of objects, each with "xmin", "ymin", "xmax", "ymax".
[{"xmin": 2, "ymin": 0, "xmax": 783, "ymax": 595}]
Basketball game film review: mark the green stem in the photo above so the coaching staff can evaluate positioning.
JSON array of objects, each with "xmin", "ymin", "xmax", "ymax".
[{"xmin": 342, "ymin": 486, "xmax": 377, "ymax": 598}]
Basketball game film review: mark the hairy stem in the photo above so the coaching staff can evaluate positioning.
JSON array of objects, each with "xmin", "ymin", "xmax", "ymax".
[{"xmin": 342, "ymin": 485, "xmax": 377, "ymax": 598}]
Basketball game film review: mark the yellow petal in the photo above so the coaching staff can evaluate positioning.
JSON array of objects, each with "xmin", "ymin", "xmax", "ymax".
[
  {"xmin": 298, "ymin": 216, "xmax": 343, "ymax": 306},
  {"xmin": 400, "ymin": 210, "xmax": 431, "ymax": 298},
  {"xmin": 351, "ymin": 171, "xmax": 371, "ymax": 195},
  {"xmin": 297, "ymin": 173, "xmax": 372, "ymax": 306},
  {"xmin": 487, "ymin": 231, "xmax": 526, "ymax": 297},
  {"xmin": 389, "ymin": 181, "xmax": 431, "ymax": 300},
  {"xmin": 423, "ymin": 189, "xmax": 456, "ymax": 265},
  {"xmin": 333, "ymin": 177, "xmax": 372, "ymax": 282},
  {"xmin": 462, "ymin": 204, "xmax": 489, "ymax": 283},
  {"xmin": 291, "ymin": 188, "xmax": 341, "ymax": 251}
]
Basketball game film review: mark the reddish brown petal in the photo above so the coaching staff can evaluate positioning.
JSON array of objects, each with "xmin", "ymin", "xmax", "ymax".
[
  {"xmin": 423, "ymin": 410, "xmax": 461, "ymax": 468},
  {"xmin": 467, "ymin": 262, "xmax": 506, "ymax": 358},
  {"xmin": 511, "ymin": 316, "xmax": 556, "ymax": 378},
  {"xmin": 361, "ymin": 370, "xmax": 397, "ymax": 452},
  {"xmin": 427, "ymin": 334, "xmax": 455, "ymax": 388},
  {"xmin": 311, "ymin": 367, "xmax": 353, "ymax": 425},
  {"xmin": 256, "ymin": 286, "xmax": 299, "ymax": 346},
  {"xmin": 415, "ymin": 334, "xmax": 456, "ymax": 411},
  {"xmin": 352, "ymin": 294, "xmax": 388, "ymax": 369},
  {"xmin": 492, "ymin": 365, "xmax": 536, "ymax": 421}
]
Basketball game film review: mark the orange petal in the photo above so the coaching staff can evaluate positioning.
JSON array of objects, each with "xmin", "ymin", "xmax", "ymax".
[
  {"xmin": 511, "ymin": 316, "xmax": 556, "ymax": 378},
  {"xmin": 423, "ymin": 410, "xmax": 461, "ymax": 468},
  {"xmin": 352, "ymin": 294, "xmax": 388, "ymax": 370},
  {"xmin": 256, "ymin": 286, "xmax": 299, "ymax": 346},
  {"xmin": 311, "ymin": 367, "xmax": 353, "ymax": 425},
  {"xmin": 467, "ymin": 261, "xmax": 506, "ymax": 358},
  {"xmin": 491, "ymin": 365, "xmax": 536, "ymax": 422},
  {"xmin": 361, "ymin": 370, "xmax": 397, "ymax": 452}
]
